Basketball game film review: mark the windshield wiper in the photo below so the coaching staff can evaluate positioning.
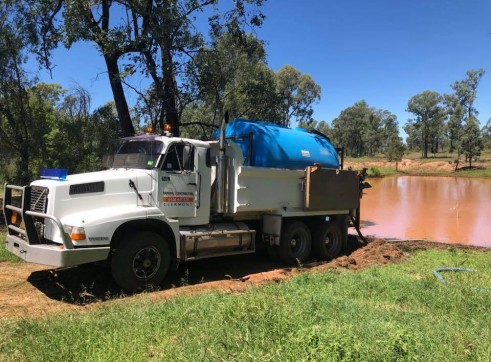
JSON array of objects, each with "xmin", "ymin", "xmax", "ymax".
[{"xmin": 128, "ymin": 179, "xmax": 143, "ymax": 201}]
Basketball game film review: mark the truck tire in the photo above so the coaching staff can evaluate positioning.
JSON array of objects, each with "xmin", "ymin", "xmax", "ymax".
[
  {"xmin": 277, "ymin": 221, "xmax": 312, "ymax": 265},
  {"xmin": 111, "ymin": 231, "xmax": 171, "ymax": 292},
  {"xmin": 311, "ymin": 221, "xmax": 343, "ymax": 260}
]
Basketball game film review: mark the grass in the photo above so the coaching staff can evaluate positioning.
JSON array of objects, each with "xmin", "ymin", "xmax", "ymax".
[
  {"xmin": 1, "ymin": 247, "xmax": 491, "ymax": 361},
  {"xmin": 366, "ymin": 166, "xmax": 398, "ymax": 177},
  {"xmin": 0, "ymin": 227, "xmax": 21, "ymax": 263}
]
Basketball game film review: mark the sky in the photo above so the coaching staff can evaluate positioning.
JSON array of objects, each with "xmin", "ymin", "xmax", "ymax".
[{"xmin": 29, "ymin": 0, "xmax": 491, "ymax": 137}]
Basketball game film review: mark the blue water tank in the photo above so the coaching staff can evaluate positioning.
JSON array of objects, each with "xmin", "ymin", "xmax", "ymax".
[{"xmin": 218, "ymin": 119, "xmax": 340, "ymax": 170}]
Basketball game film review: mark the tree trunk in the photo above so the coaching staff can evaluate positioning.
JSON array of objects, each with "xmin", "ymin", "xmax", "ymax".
[
  {"xmin": 160, "ymin": 34, "xmax": 180, "ymax": 137},
  {"xmin": 103, "ymin": 54, "xmax": 135, "ymax": 137}
]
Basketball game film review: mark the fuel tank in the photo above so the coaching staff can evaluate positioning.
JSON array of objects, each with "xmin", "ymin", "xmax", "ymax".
[{"xmin": 219, "ymin": 119, "xmax": 340, "ymax": 170}]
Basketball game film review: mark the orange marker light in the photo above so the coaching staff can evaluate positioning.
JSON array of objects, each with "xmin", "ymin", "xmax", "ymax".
[
  {"xmin": 164, "ymin": 123, "xmax": 172, "ymax": 133},
  {"xmin": 11, "ymin": 211, "xmax": 19, "ymax": 225},
  {"xmin": 69, "ymin": 226, "xmax": 86, "ymax": 241},
  {"xmin": 146, "ymin": 125, "xmax": 155, "ymax": 134}
]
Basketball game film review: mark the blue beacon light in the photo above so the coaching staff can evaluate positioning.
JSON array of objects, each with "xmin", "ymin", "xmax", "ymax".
[{"xmin": 40, "ymin": 168, "xmax": 68, "ymax": 180}]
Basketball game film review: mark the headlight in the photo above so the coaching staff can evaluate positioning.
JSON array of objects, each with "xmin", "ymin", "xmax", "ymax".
[{"xmin": 63, "ymin": 225, "xmax": 87, "ymax": 241}]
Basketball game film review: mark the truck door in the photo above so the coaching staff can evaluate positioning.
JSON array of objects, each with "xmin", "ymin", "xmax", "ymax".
[{"xmin": 159, "ymin": 142, "xmax": 199, "ymax": 218}]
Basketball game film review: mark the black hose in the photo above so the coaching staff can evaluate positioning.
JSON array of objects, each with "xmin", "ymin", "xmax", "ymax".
[{"xmin": 351, "ymin": 216, "xmax": 368, "ymax": 244}]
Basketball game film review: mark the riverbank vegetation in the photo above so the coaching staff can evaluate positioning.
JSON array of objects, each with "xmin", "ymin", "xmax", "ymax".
[
  {"xmin": 1, "ymin": 244, "xmax": 490, "ymax": 361},
  {"xmin": 346, "ymin": 150, "xmax": 491, "ymax": 178}
]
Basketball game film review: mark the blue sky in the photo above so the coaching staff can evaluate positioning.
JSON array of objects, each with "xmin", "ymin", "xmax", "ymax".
[{"xmin": 30, "ymin": 0, "xmax": 491, "ymax": 136}]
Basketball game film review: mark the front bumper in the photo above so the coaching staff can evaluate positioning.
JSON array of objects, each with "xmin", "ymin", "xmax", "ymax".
[
  {"xmin": 6, "ymin": 234, "xmax": 110, "ymax": 267},
  {"xmin": 4, "ymin": 183, "xmax": 110, "ymax": 267}
]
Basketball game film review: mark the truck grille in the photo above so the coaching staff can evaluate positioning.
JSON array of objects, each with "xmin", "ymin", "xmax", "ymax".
[{"xmin": 30, "ymin": 186, "xmax": 49, "ymax": 213}]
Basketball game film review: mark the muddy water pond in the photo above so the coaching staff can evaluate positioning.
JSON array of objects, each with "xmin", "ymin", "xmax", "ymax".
[{"xmin": 360, "ymin": 176, "xmax": 491, "ymax": 247}]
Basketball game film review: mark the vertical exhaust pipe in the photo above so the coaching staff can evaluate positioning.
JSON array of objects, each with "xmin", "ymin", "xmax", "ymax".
[{"xmin": 216, "ymin": 112, "xmax": 229, "ymax": 214}]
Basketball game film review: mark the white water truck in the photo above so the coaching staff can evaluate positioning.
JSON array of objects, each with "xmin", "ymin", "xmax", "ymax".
[{"xmin": 3, "ymin": 115, "xmax": 369, "ymax": 291}]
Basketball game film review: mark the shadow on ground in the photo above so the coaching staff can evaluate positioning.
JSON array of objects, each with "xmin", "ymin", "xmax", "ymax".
[{"xmin": 27, "ymin": 235, "xmax": 365, "ymax": 306}]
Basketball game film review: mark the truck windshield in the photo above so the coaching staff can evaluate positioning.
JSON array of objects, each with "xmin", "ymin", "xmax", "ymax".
[{"xmin": 107, "ymin": 139, "xmax": 164, "ymax": 169}]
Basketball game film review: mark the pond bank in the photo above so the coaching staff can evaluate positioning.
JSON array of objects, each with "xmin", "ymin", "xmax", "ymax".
[{"xmin": 346, "ymin": 157, "xmax": 491, "ymax": 177}]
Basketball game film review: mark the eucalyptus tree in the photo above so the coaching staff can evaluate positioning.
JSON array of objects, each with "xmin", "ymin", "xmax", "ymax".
[
  {"xmin": 0, "ymin": 10, "xmax": 36, "ymax": 183},
  {"xmin": 406, "ymin": 91, "xmax": 445, "ymax": 158},
  {"xmin": 386, "ymin": 136, "xmax": 406, "ymax": 171},
  {"xmin": 275, "ymin": 65, "xmax": 321, "ymax": 127},
  {"xmin": 11, "ymin": 0, "xmax": 267, "ymax": 136},
  {"xmin": 460, "ymin": 116, "xmax": 483, "ymax": 168},
  {"xmin": 378, "ymin": 110, "xmax": 399, "ymax": 152},
  {"xmin": 444, "ymin": 69, "xmax": 485, "ymax": 153},
  {"xmin": 331, "ymin": 101, "xmax": 398, "ymax": 157},
  {"xmin": 331, "ymin": 101, "xmax": 370, "ymax": 157},
  {"xmin": 482, "ymin": 118, "xmax": 491, "ymax": 150},
  {"xmin": 297, "ymin": 120, "xmax": 332, "ymax": 139},
  {"xmin": 451, "ymin": 69, "xmax": 485, "ymax": 119},
  {"xmin": 444, "ymin": 93, "xmax": 465, "ymax": 152},
  {"xmin": 183, "ymin": 32, "xmax": 279, "ymax": 138}
]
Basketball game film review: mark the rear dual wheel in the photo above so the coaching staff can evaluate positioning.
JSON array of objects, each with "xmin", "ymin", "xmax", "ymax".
[
  {"xmin": 277, "ymin": 221, "xmax": 312, "ymax": 265},
  {"xmin": 311, "ymin": 221, "xmax": 343, "ymax": 260}
]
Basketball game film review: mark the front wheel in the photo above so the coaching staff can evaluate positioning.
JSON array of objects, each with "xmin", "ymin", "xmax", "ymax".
[
  {"xmin": 311, "ymin": 221, "xmax": 343, "ymax": 260},
  {"xmin": 111, "ymin": 231, "xmax": 171, "ymax": 292},
  {"xmin": 277, "ymin": 221, "xmax": 312, "ymax": 265}
]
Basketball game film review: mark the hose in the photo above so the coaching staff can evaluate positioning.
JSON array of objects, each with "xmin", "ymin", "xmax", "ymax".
[
  {"xmin": 433, "ymin": 267, "xmax": 475, "ymax": 283},
  {"xmin": 433, "ymin": 267, "xmax": 490, "ymax": 292},
  {"xmin": 351, "ymin": 216, "xmax": 368, "ymax": 244}
]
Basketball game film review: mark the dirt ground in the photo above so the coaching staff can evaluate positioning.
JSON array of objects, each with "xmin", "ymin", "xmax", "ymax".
[
  {"xmin": 345, "ymin": 158, "xmax": 456, "ymax": 173},
  {"xmin": 1, "ymin": 236, "xmax": 480, "ymax": 320}
]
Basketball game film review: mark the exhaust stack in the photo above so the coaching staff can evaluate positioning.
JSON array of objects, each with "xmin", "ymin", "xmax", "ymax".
[{"xmin": 216, "ymin": 112, "xmax": 229, "ymax": 214}]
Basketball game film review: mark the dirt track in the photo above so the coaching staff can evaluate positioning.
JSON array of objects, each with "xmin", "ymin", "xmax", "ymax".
[{"xmin": 3, "ymin": 236, "xmax": 472, "ymax": 320}]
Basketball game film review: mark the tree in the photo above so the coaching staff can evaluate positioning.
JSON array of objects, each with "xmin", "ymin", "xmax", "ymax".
[
  {"xmin": 403, "ymin": 120, "xmax": 422, "ymax": 152},
  {"xmin": 16, "ymin": 0, "xmax": 267, "ymax": 136},
  {"xmin": 362, "ymin": 112, "xmax": 382, "ymax": 157},
  {"xmin": 174, "ymin": 32, "xmax": 280, "ymax": 139},
  {"xmin": 297, "ymin": 120, "xmax": 332, "ymax": 140},
  {"xmin": 482, "ymin": 118, "xmax": 491, "ymax": 150},
  {"xmin": 378, "ymin": 110, "xmax": 399, "ymax": 152},
  {"xmin": 330, "ymin": 101, "xmax": 398, "ymax": 157},
  {"xmin": 275, "ymin": 65, "xmax": 321, "ymax": 127},
  {"xmin": 460, "ymin": 116, "xmax": 483, "ymax": 168},
  {"xmin": 444, "ymin": 69, "xmax": 485, "ymax": 153},
  {"xmin": 331, "ymin": 101, "xmax": 370, "ymax": 157},
  {"xmin": 406, "ymin": 91, "xmax": 445, "ymax": 158},
  {"xmin": 386, "ymin": 136, "xmax": 406, "ymax": 171},
  {"xmin": 316, "ymin": 121, "xmax": 332, "ymax": 138},
  {"xmin": 444, "ymin": 94, "xmax": 464, "ymax": 152},
  {"xmin": 450, "ymin": 69, "xmax": 485, "ymax": 119},
  {"xmin": 0, "ymin": 12, "xmax": 35, "ymax": 183}
]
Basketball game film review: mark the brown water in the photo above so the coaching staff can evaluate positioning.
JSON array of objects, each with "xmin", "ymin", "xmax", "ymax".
[{"xmin": 360, "ymin": 176, "xmax": 491, "ymax": 247}]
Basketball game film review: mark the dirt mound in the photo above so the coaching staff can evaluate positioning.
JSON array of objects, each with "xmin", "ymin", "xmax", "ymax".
[{"xmin": 0, "ymin": 238, "xmax": 455, "ymax": 320}]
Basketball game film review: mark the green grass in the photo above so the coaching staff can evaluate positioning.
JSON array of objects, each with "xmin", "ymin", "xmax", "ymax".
[
  {"xmin": 0, "ymin": 227, "xmax": 20, "ymax": 262},
  {"xmin": 366, "ymin": 166, "xmax": 398, "ymax": 177},
  {"xmin": 455, "ymin": 168, "xmax": 491, "ymax": 177},
  {"xmin": 1, "ymin": 247, "xmax": 491, "ymax": 361}
]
